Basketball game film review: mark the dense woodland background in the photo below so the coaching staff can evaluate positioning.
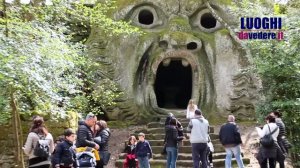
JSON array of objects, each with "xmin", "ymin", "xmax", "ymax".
[{"xmin": 0, "ymin": 0, "xmax": 299, "ymax": 167}]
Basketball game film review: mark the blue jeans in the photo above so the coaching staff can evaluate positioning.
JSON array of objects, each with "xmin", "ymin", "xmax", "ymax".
[
  {"xmin": 225, "ymin": 145, "xmax": 244, "ymax": 168},
  {"xmin": 166, "ymin": 147, "xmax": 178, "ymax": 168},
  {"xmin": 191, "ymin": 143, "xmax": 208, "ymax": 168},
  {"xmin": 137, "ymin": 156, "xmax": 150, "ymax": 168}
]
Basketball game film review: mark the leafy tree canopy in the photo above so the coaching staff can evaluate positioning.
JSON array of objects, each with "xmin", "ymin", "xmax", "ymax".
[{"xmin": 0, "ymin": 0, "xmax": 140, "ymax": 123}]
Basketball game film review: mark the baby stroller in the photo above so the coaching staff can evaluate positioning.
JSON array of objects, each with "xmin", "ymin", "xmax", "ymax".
[{"xmin": 76, "ymin": 147, "xmax": 100, "ymax": 168}]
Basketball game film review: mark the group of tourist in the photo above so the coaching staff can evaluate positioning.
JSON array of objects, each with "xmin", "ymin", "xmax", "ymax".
[
  {"xmin": 163, "ymin": 99, "xmax": 291, "ymax": 168},
  {"xmin": 255, "ymin": 111, "xmax": 291, "ymax": 168},
  {"xmin": 23, "ymin": 100, "xmax": 291, "ymax": 168},
  {"xmin": 23, "ymin": 114, "xmax": 111, "ymax": 168}
]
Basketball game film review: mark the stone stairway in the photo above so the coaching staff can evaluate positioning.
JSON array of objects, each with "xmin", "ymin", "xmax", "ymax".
[{"xmin": 115, "ymin": 113, "xmax": 250, "ymax": 168}]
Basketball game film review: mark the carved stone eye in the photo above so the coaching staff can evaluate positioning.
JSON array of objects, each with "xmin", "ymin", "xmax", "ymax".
[
  {"xmin": 129, "ymin": 6, "xmax": 163, "ymax": 29},
  {"xmin": 138, "ymin": 9, "xmax": 154, "ymax": 25},
  {"xmin": 192, "ymin": 9, "xmax": 222, "ymax": 33}
]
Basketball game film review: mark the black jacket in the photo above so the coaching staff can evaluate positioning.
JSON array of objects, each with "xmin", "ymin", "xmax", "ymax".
[
  {"xmin": 165, "ymin": 125, "xmax": 183, "ymax": 148},
  {"xmin": 94, "ymin": 128, "xmax": 111, "ymax": 151},
  {"xmin": 124, "ymin": 144, "xmax": 136, "ymax": 155},
  {"xmin": 219, "ymin": 122, "xmax": 242, "ymax": 146},
  {"xmin": 51, "ymin": 140, "xmax": 76, "ymax": 167},
  {"xmin": 275, "ymin": 118, "xmax": 286, "ymax": 140},
  {"xmin": 76, "ymin": 121, "xmax": 96, "ymax": 148},
  {"xmin": 135, "ymin": 140, "xmax": 152, "ymax": 158},
  {"xmin": 256, "ymin": 142, "xmax": 285, "ymax": 164},
  {"xmin": 275, "ymin": 118, "xmax": 291, "ymax": 153}
]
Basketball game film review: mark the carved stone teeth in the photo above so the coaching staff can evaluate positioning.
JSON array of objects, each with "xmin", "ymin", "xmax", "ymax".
[
  {"xmin": 182, "ymin": 59, "xmax": 189, "ymax": 67},
  {"xmin": 163, "ymin": 58, "xmax": 171, "ymax": 67}
]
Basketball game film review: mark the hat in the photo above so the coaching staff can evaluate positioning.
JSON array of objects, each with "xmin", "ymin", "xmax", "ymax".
[{"xmin": 138, "ymin": 132, "xmax": 145, "ymax": 137}]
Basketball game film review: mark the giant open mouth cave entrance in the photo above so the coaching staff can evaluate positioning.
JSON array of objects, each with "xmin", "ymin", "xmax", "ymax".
[{"xmin": 154, "ymin": 60, "xmax": 192, "ymax": 109}]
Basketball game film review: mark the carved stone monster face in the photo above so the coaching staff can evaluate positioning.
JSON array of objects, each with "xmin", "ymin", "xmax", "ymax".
[{"xmin": 86, "ymin": 0, "xmax": 259, "ymax": 121}]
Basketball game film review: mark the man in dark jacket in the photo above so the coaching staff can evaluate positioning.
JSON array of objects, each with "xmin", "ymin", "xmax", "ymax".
[
  {"xmin": 76, "ymin": 113, "xmax": 99, "ymax": 150},
  {"xmin": 219, "ymin": 115, "xmax": 244, "ymax": 168}
]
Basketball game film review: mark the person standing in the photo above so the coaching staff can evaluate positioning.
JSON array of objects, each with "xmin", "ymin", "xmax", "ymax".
[
  {"xmin": 187, "ymin": 109, "xmax": 209, "ymax": 168},
  {"xmin": 165, "ymin": 118, "xmax": 184, "ymax": 168},
  {"xmin": 51, "ymin": 129, "xmax": 76, "ymax": 168},
  {"xmin": 219, "ymin": 115, "xmax": 244, "ymax": 168},
  {"xmin": 94, "ymin": 120, "xmax": 111, "ymax": 168},
  {"xmin": 123, "ymin": 136, "xmax": 138, "ymax": 168},
  {"xmin": 23, "ymin": 116, "xmax": 55, "ymax": 168},
  {"xmin": 271, "ymin": 111, "xmax": 291, "ymax": 156},
  {"xmin": 135, "ymin": 133, "xmax": 152, "ymax": 168},
  {"xmin": 256, "ymin": 114, "xmax": 282, "ymax": 168},
  {"xmin": 76, "ymin": 113, "xmax": 99, "ymax": 150},
  {"xmin": 186, "ymin": 99, "xmax": 198, "ymax": 119}
]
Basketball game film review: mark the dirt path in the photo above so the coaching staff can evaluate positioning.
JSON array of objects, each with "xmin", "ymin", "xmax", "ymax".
[
  {"xmin": 107, "ymin": 125, "xmax": 146, "ymax": 168},
  {"xmin": 239, "ymin": 125, "xmax": 293, "ymax": 168},
  {"xmin": 214, "ymin": 124, "xmax": 293, "ymax": 168},
  {"xmin": 107, "ymin": 124, "xmax": 293, "ymax": 168}
]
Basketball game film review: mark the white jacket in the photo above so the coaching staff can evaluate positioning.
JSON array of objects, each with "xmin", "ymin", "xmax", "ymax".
[
  {"xmin": 187, "ymin": 116, "xmax": 209, "ymax": 143},
  {"xmin": 186, "ymin": 105, "xmax": 198, "ymax": 119},
  {"xmin": 256, "ymin": 123, "xmax": 279, "ymax": 141}
]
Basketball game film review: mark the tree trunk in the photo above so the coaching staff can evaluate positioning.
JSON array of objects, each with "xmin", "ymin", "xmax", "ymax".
[{"xmin": 10, "ymin": 87, "xmax": 25, "ymax": 168}]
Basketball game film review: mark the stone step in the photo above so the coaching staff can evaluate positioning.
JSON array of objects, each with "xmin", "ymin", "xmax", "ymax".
[
  {"xmin": 148, "ymin": 122, "xmax": 189, "ymax": 128},
  {"xmin": 156, "ymin": 112, "xmax": 186, "ymax": 119},
  {"xmin": 132, "ymin": 133, "xmax": 219, "ymax": 140},
  {"xmin": 119, "ymin": 152, "xmax": 228, "ymax": 160},
  {"xmin": 144, "ymin": 139, "xmax": 221, "ymax": 147},
  {"xmin": 151, "ymin": 145, "xmax": 224, "ymax": 154},
  {"xmin": 139, "ymin": 127, "xmax": 214, "ymax": 134},
  {"xmin": 115, "ymin": 158, "xmax": 250, "ymax": 168}
]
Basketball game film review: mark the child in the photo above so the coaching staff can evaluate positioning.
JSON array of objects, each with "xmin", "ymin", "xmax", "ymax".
[
  {"xmin": 135, "ymin": 133, "xmax": 152, "ymax": 168},
  {"xmin": 207, "ymin": 137, "xmax": 214, "ymax": 168},
  {"xmin": 123, "ymin": 136, "xmax": 138, "ymax": 168},
  {"xmin": 186, "ymin": 99, "xmax": 198, "ymax": 119},
  {"xmin": 52, "ymin": 129, "xmax": 76, "ymax": 168}
]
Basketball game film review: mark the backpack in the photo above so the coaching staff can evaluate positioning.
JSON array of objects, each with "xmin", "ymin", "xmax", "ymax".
[
  {"xmin": 76, "ymin": 148, "xmax": 96, "ymax": 167},
  {"xmin": 33, "ymin": 134, "xmax": 50, "ymax": 158},
  {"xmin": 260, "ymin": 125, "xmax": 278, "ymax": 148}
]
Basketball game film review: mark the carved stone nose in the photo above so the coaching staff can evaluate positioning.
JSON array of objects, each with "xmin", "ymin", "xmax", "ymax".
[
  {"xmin": 159, "ymin": 35, "xmax": 202, "ymax": 51},
  {"xmin": 186, "ymin": 41, "xmax": 201, "ymax": 50}
]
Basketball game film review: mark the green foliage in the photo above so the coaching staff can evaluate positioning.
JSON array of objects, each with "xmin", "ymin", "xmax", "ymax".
[
  {"xmin": 228, "ymin": 1, "xmax": 300, "ymax": 165},
  {"xmin": 0, "ymin": 0, "xmax": 140, "ymax": 124},
  {"xmin": 0, "ymin": 18, "xmax": 85, "ymax": 120}
]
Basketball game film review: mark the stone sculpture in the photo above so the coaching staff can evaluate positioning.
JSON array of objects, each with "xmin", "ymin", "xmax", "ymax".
[{"xmin": 86, "ymin": 0, "xmax": 261, "ymax": 122}]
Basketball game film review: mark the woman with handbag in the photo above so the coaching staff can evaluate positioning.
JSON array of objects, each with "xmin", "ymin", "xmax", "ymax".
[
  {"xmin": 94, "ymin": 120, "xmax": 111, "ymax": 168},
  {"xmin": 256, "ymin": 114, "xmax": 284, "ymax": 168}
]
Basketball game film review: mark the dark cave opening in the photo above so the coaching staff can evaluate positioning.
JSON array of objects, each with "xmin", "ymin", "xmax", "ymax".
[{"xmin": 154, "ymin": 60, "xmax": 192, "ymax": 109}]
